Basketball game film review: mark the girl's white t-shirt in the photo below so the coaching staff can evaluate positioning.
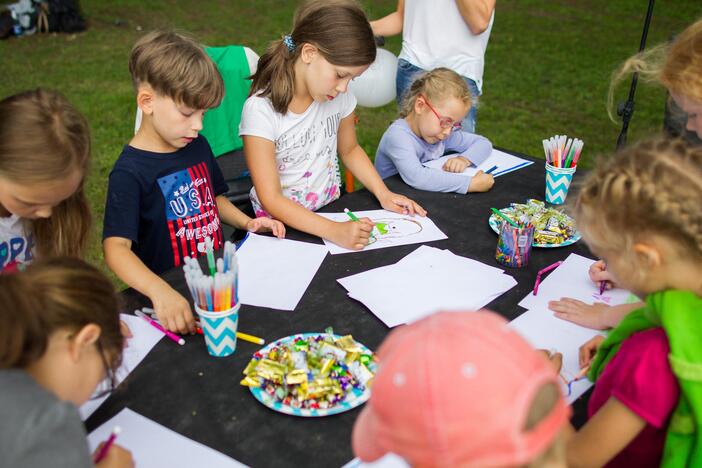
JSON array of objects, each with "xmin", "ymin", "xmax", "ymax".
[
  {"xmin": 239, "ymin": 92, "xmax": 356, "ymax": 217},
  {"xmin": 0, "ymin": 214, "xmax": 34, "ymax": 273},
  {"xmin": 399, "ymin": 0, "xmax": 494, "ymax": 93}
]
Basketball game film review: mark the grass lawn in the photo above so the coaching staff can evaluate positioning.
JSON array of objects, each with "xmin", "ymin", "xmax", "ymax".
[{"xmin": 2, "ymin": 0, "xmax": 700, "ymax": 275}]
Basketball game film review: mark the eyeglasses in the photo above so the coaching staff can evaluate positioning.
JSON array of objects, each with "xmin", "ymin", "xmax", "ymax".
[
  {"xmin": 89, "ymin": 340, "xmax": 118, "ymax": 400},
  {"xmin": 420, "ymin": 94, "xmax": 462, "ymax": 131}
]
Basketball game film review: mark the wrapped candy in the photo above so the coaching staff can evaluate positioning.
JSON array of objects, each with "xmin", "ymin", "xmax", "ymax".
[
  {"xmin": 241, "ymin": 330, "xmax": 375, "ymax": 410},
  {"xmin": 494, "ymin": 199, "xmax": 577, "ymax": 246}
]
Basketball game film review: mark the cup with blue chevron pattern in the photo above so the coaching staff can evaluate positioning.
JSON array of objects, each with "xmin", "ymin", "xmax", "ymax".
[
  {"xmin": 195, "ymin": 304, "xmax": 239, "ymax": 357},
  {"xmin": 545, "ymin": 163, "xmax": 576, "ymax": 205}
]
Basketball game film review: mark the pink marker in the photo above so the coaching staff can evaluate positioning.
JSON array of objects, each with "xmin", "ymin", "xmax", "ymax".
[
  {"xmin": 93, "ymin": 426, "xmax": 121, "ymax": 463},
  {"xmin": 135, "ymin": 310, "xmax": 185, "ymax": 345},
  {"xmin": 532, "ymin": 260, "xmax": 563, "ymax": 296}
]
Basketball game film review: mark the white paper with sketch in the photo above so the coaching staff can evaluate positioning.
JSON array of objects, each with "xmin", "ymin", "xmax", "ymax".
[
  {"xmin": 236, "ymin": 233, "xmax": 328, "ymax": 310},
  {"xmin": 510, "ymin": 308, "xmax": 605, "ymax": 404},
  {"xmin": 342, "ymin": 454, "xmax": 409, "ymax": 468},
  {"xmin": 88, "ymin": 408, "xmax": 246, "ymax": 467},
  {"xmin": 519, "ymin": 253, "xmax": 635, "ymax": 311},
  {"xmin": 80, "ymin": 314, "xmax": 163, "ymax": 420},
  {"xmin": 318, "ymin": 210, "xmax": 447, "ymax": 255},
  {"xmin": 339, "ymin": 246, "xmax": 517, "ymax": 327},
  {"xmin": 423, "ymin": 148, "xmax": 534, "ymax": 177}
]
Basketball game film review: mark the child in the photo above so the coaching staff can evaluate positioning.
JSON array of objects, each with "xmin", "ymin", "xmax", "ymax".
[
  {"xmin": 374, "ymin": 67, "xmax": 495, "ymax": 194},
  {"xmin": 0, "ymin": 89, "xmax": 92, "ymax": 273},
  {"xmin": 240, "ymin": 0, "xmax": 426, "ymax": 251},
  {"xmin": 0, "ymin": 258, "xmax": 133, "ymax": 468},
  {"xmin": 352, "ymin": 311, "xmax": 570, "ymax": 467},
  {"xmin": 549, "ymin": 18, "xmax": 702, "ymax": 329},
  {"xmin": 563, "ymin": 138, "xmax": 702, "ymax": 467},
  {"xmin": 103, "ymin": 31, "xmax": 284, "ymax": 334},
  {"xmin": 610, "ymin": 17, "xmax": 702, "ymax": 141}
]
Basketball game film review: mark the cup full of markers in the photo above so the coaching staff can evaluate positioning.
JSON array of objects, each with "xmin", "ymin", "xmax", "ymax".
[
  {"xmin": 543, "ymin": 135, "xmax": 584, "ymax": 205},
  {"xmin": 184, "ymin": 237, "xmax": 240, "ymax": 357}
]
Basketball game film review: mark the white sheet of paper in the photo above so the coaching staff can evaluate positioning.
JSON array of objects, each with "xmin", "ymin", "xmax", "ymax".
[
  {"xmin": 510, "ymin": 309, "xmax": 604, "ymax": 403},
  {"xmin": 237, "ymin": 233, "xmax": 328, "ymax": 310},
  {"xmin": 88, "ymin": 408, "xmax": 246, "ymax": 467},
  {"xmin": 422, "ymin": 148, "xmax": 534, "ymax": 178},
  {"xmin": 80, "ymin": 314, "xmax": 163, "ymax": 420},
  {"xmin": 519, "ymin": 253, "xmax": 634, "ymax": 311},
  {"xmin": 343, "ymin": 454, "xmax": 409, "ymax": 468},
  {"xmin": 318, "ymin": 210, "xmax": 448, "ymax": 255},
  {"xmin": 339, "ymin": 246, "xmax": 517, "ymax": 327}
]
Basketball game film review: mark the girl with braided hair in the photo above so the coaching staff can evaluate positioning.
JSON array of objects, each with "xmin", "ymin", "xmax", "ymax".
[{"xmin": 563, "ymin": 138, "xmax": 702, "ymax": 467}]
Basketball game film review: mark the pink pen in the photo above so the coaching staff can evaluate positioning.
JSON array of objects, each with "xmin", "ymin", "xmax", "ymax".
[
  {"xmin": 93, "ymin": 426, "xmax": 121, "ymax": 463},
  {"xmin": 135, "ymin": 310, "xmax": 185, "ymax": 345},
  {"xmin": 532, "ymin": 261, "xmax": 563, "ymax": 296}
]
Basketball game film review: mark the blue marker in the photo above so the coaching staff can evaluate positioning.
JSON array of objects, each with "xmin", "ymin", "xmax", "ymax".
[{"xmin": 485, "ymin": 165, "xmax": 498, "ymax": 175}]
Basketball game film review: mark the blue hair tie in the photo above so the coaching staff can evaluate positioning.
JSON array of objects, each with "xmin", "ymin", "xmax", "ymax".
[{"xmin": 283, "ymin": 35, "xmax": 296, "ymax": 53}]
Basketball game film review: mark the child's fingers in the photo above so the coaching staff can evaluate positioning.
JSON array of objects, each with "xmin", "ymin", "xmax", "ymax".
[{"xmin": 412, "ymin": 200, "xmax": 427, "ymax": 216}]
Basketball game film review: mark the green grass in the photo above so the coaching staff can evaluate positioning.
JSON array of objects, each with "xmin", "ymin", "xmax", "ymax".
[{"xmin": 2, "ymin": 0, "xmax": 700, "ymax": 274}]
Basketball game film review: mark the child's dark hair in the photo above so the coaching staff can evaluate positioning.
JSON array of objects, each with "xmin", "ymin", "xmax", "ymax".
[
  {"xmin": 129, "ymin": 30, "xmax": 224, "ymax": 110},
  {"xmin": 399, "ymin": 67, "xmax": 473, "ymax": 118},
  {"xmin": 249, "ymin": 0, "xmax": 376, "ymax": 114},
  {"xmin": 0, "ymin": 257, "xmax": 124, "ymax": 374},
  {"xmin": 0, "ymin": 89, "xmax": 92, "ymax": 258}
]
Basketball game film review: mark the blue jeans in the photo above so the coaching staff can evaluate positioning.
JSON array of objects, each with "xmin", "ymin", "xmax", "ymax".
[{"xmin": 395, "ymin": 58, "xmax": 479, "ymax": 133}]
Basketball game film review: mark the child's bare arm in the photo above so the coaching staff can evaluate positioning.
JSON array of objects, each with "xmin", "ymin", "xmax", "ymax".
[
  {"xmin": 370, "ymin": 0, "xmax": 404, "ymax": 37},
  {"xmin": 103, "ymin": 236, "xmax": 195, "ymax": 334},
  {"xmin": 243, "ymin": 135, "xmax": 372, "ymax": 249},
  {"xmin": 566, "ymin": 397, "xmax": 646, "ymax": 467},
  {"xmin": 337, "ymin": 114, "xmax": 427, "ymax": 217}
]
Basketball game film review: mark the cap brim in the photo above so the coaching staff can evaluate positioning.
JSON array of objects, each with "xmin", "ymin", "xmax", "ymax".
[{"xmin": 352, "ymin": 405, "xmax": 388, "ymax": 462}]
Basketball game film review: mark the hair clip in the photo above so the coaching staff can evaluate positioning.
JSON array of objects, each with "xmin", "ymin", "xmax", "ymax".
[{"xmin": 283, "ymin": 34, "xmax": 296, "ymax": 53}]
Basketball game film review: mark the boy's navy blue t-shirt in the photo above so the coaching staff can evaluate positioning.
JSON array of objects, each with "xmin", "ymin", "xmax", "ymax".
[{"xmin": 103, "ymin": 135, "xmax": 228, "ymax": 275}]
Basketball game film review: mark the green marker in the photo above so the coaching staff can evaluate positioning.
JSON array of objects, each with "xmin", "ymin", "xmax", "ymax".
[
  {"xmin": 344, "ymin": 208, "xmax": 360, "ymax": 222},
  {"xmin": 491, "ymin": 207, "xmax": 519, "ymax": 228}
]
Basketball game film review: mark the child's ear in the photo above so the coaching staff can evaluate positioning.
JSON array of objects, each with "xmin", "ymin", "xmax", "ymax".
[
  {"xmin": 68, "ymin": 324, "xmax": 101, "ymax": 363},
  {"xmin": 414, "ymin": 97, "xmax": 425, "ymax": 115},
  {"xmin": 632, "ymin": 242, "xmax": 663, "ymax": 270},
  {"xmin": 137, "ymin": 85, "xmax": 155, "ymax": 115},
  {"xmin": 299, "ymin": 43, "xmax": 318, "ymax": 64}
]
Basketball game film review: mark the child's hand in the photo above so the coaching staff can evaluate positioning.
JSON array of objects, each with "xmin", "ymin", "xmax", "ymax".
[
  {"xmin": 94, "ymin": 443, "xmax": 134, "ymax": 468},
  {"xmin": 549, "ymin": 298, "xmax": 611, "ymax": 330},
  {"xmin": 331, "ymin": 218, "xmax": 374, "ymax": 250},
  {"xmin": 442, "ymin": 156, "xmax": 471, "ymax": 173},
  {"xmin": 589, "ymin": 260, "xmax": 615, "ymax": 287},
  {"xmin": 579, "ymin": 335, "xmax": 605, "ymax": 368},
  {"xmin": 246, "ymin": 217, "xmax": 286, "ymax": 239},
  {"xmin": 378, "ymin": 191, "xmax": 427, "ymax": 217},
  {"xmin": 119, "ymin": 320, "xmax": 132, "ymax": 349},
  {"xmin": 149, "ymin": 284, "xmax": 196, "ymax": 334},
  {"xmin": 537, "ymin": 349, "xmax": 563, "ymax": 373},
  {"xmin": 467, "ymin": 171, "xmax": 495, "ymax": 192}
]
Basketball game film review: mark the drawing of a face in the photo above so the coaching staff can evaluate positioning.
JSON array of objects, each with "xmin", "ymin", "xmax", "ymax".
[{"xmin": 368, "ymin": 217, "xmax": 424, "ymax": 245}]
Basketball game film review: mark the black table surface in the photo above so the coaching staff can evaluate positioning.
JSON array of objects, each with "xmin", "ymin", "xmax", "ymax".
[{"xmin": 87, "ymin": 150, "xmax": 593, "ymax": 467}]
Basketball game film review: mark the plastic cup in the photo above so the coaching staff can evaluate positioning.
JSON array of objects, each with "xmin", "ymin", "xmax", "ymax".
[
  {"xmin": 495, "ymin": 222, "xmax": 535, "ymax": 268},
  {"xmin": 545, "ymin": 163, "xmax": 576, "ymax": 205},
  {"xmin": 195, "ymin": 304, "xmax": 239, "ymax": 357}
]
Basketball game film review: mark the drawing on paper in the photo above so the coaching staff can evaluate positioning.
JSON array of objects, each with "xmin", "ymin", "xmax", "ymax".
[
  {"xmin": 368, "ymin": 218, "xmax": 423, "ymax": 245},
  {"xmin": 592, "ymin": 293, "xmax": 612, "ymax": 304}
]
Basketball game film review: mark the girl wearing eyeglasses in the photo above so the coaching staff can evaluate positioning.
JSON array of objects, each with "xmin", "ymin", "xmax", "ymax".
[
  {"xmin": 0, "ymin": 258, "xmax": 133, "ymax": 468},
  {"xmin": 374, "ymin": 67, "xmax": 495, "ymax": 194}
]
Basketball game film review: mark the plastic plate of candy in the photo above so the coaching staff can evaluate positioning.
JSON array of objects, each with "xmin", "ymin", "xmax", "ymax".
[
  {"xmin": 241, "ymin": 333, "xmax": 376, "ymax": 417},
  {"xmin": 488, "ymin": 203, "xmax": 581, "ymax": 248}
]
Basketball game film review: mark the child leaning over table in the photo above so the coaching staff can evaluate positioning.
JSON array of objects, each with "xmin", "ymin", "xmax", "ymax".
[
  {"xmin": 374, "ymin": 67, "xmax": 495, "ymax": 194},
  {"xmin": 103, "ymin": 31, "xmax": 284, "ymax": 335}
]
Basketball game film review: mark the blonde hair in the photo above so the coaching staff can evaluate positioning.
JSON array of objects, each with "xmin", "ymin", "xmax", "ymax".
[
  {"xmin": 0, "ymin": 89, "xmax": 91, "ymax": 258},
  {"xmin": 249, "ymin": 0, "xmax": 376, "ymax": 114},
  {"xmin": 399, "ymin": 67, "xmax": 473, "ymax": 118},
  {"xmin": 573, "ymin": 138, "xmax": 702, "ymax": 262},
  {"xmin": 0, "ymin": 257, "xmax": 123, "ymax": 373},
  {"xmin": 608, "ymin": 17, "xmax": 702, "ymax": 121},
  {"xmin": 524, "ymin": 383, "xmax": 566, "ymax": 467},
  {"xmin": 129, "ymin": 30, "xmax": 224, "ymax": 109}
]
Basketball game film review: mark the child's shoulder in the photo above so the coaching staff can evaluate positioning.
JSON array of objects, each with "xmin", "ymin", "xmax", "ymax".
[{"xmin": 622, "ymin": 327, "xmax": 669, "ymax": 356}]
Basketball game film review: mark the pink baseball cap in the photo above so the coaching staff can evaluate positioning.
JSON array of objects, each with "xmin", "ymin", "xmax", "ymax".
[{"xmin": 352, "ymin": 310, "xmax": 570, "ymax": 467}]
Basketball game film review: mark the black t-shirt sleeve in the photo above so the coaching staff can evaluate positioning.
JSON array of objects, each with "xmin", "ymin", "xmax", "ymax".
[{"xmin": 103, "ymin": 167, "xmax": 142, "ymax": 242}]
